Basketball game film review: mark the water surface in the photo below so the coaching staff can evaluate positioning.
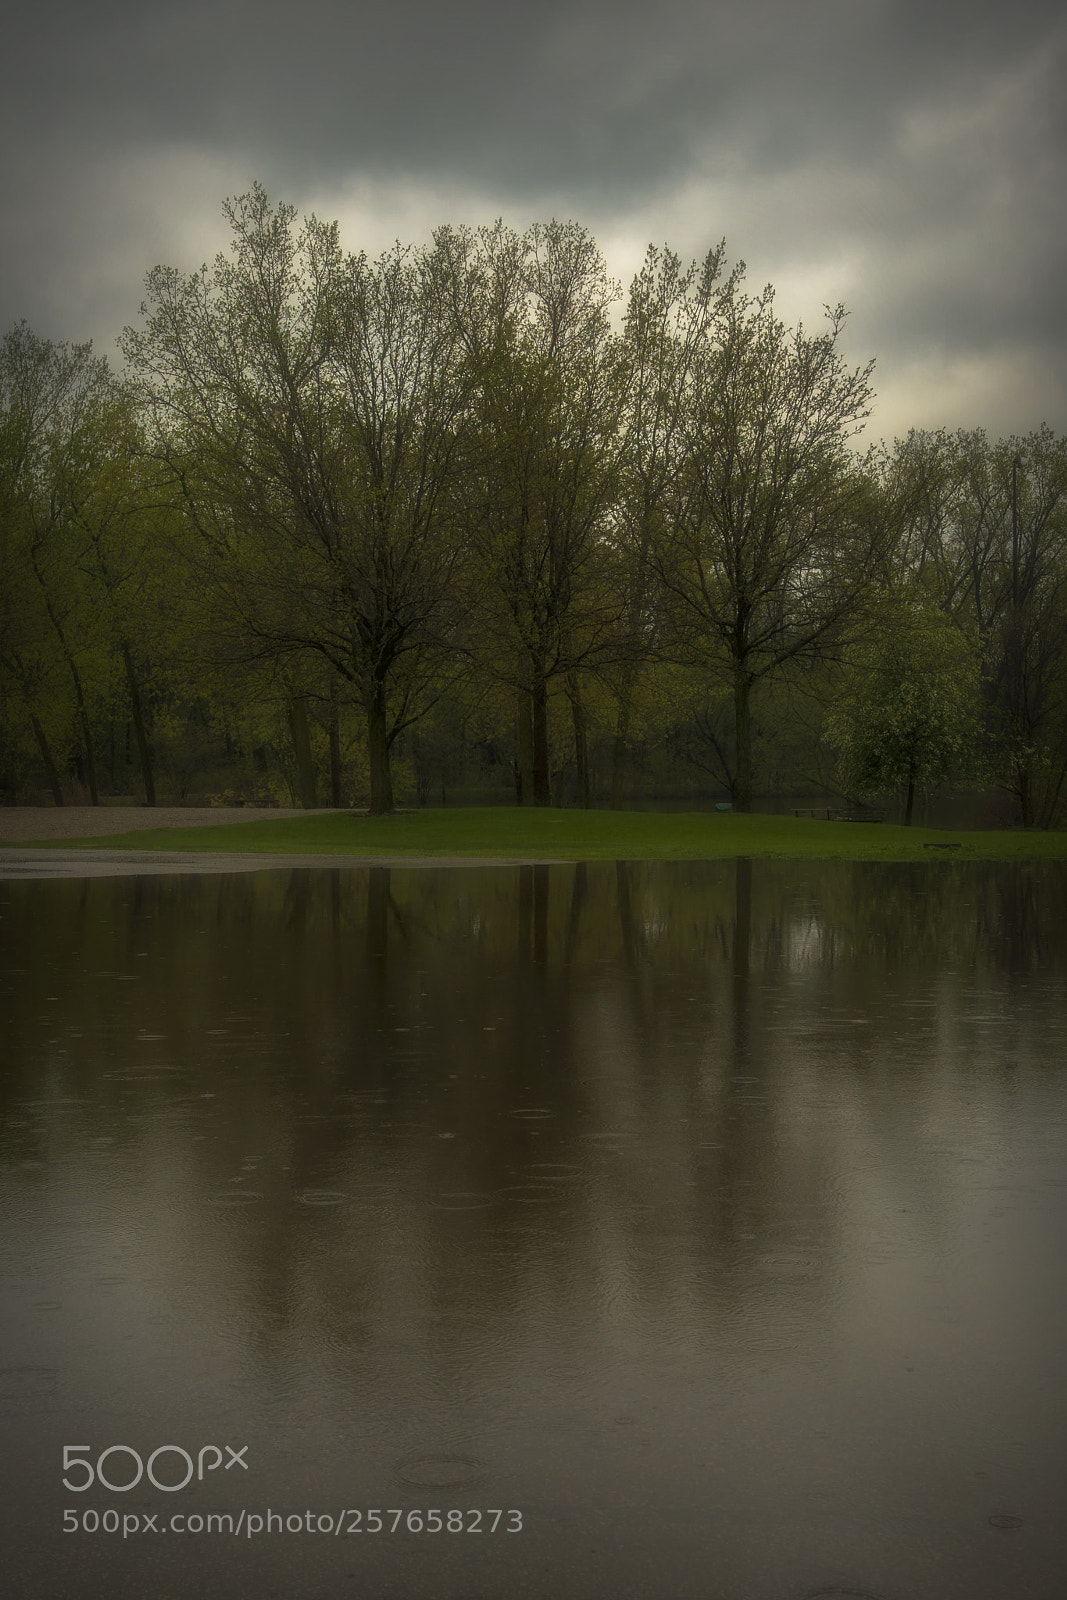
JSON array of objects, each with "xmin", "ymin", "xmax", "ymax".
[{"xmin": 2, "ymin": 859, "xmax": 1066, "ymax": 1599}]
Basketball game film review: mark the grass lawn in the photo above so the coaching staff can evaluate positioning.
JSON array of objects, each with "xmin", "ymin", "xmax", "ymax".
[{"xmin": 7, "ymin": 807, "xmax": 1067, "ymax": 861}]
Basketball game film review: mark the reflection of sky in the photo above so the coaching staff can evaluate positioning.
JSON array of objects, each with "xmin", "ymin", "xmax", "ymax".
[{"xmin": 785, "ymin": 911, "xmax": 828, "ymax": 969}]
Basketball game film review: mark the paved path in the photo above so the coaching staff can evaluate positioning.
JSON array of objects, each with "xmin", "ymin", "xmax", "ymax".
[
  {"xmin": 0, "ymin": 807, "xmax": 563, "ymax": 879},
  {"xmin": 0, "ymin": 805, "xmax": 341, "ymax": 842},
  {"xmin": 0, "ymin": 849, "xmax": 562, "ymax": 880}
]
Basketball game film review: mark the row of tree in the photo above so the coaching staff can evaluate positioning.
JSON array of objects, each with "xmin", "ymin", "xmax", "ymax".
[{"xmin": 2, "ymin": 187, "xmax": 1066, "ymax": 823}]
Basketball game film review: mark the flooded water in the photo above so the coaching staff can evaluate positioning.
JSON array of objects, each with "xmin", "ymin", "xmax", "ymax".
[{"xmin": 1, "ymin": 858, "xmax": 1066, "ymax": 1600}]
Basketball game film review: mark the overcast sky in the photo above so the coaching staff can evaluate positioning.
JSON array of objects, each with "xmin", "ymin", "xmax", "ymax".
[{"xmin": 3, "ymin": 0, "xmax": 1064, "ymax": 446}]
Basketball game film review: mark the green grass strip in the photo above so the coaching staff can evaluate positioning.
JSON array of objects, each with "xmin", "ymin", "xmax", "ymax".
[{"xmin": 5, "ymin": 808, "xmax": 1066, "ymax": 861}]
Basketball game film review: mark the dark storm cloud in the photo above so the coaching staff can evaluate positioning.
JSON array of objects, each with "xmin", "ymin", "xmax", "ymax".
[
  {"xmin": 2, "ymin": 0, "xmax": 1065, "ymax": 438},
  {"xmin": 5, "ymin": 0, "xmax": 1060, "ymax": 193}
]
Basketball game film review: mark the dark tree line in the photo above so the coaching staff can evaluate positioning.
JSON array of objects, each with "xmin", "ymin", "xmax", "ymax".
[{"xmin": 2, "ymin": 188, "xmax": 1066, "ymax": 823}]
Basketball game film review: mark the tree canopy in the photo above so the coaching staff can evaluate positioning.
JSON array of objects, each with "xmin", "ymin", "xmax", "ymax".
[{"xmin": 3, "ymin": 187, "xmax": 1066, "ymax": 827}]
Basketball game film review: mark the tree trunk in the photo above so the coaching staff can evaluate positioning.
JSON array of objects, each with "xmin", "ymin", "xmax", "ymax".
[
  {"xmin": 531, "ymin": 674, "xmax": 551, "ymax": 806},
  {"xmin": 516, "ymin": 693, "xmax": 535, "ymax": 806},
  {"xmin": 733, "ymin": 666, "xmax": 753, "ymax": 813},
  {"xmin": 121, "ymin": 641, "xmax": 155, "ymax": 805},
  {"xmin": 30, "ymin": 713, "xmax": 65, "ymax": 806},
  {"xmin": 33, "ymin": 561, "xmax": 99, "ymax": 803},
  {"xmin": 328, "ymin": 684, "xmax": 342, "ymax": 806},
  {"xmin": 904, "ymin": 766, "xmax": 916, "ymax": 826},
  {"xmin": 287, "ymin": 695, "xmax": 319, "ymax": 809},
  {"xmin": 567, "ymin": 671, "xmax": 591, "ymax": 809},
  {"xmin": 366, "ymin": 684, "xmax": 394, "ymax": 815},
  {"xmin": 610, "ymin": 663, "xmax": 636, "ymax": 810},
  {"xmin": 73, "ymin": 690, "xmax": 99, "ymax": 805},
  {"xmin": 1037, "ymin": 752, "xmax": 1067, "ymax": 831},
  {"xmin": 1017, "ymin": 757, "xmax": 1033, "ymax": 829}
]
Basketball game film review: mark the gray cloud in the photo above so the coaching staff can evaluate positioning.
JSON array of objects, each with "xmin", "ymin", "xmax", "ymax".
[{"xmin": 2, "ymin": 0, "xmax": 1064, "ymax": 442}]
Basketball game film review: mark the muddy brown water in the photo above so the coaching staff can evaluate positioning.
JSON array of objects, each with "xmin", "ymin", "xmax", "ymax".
[{"xmin": 1, "ymin": 858, "xmax": 1065, "ymax": 1599}]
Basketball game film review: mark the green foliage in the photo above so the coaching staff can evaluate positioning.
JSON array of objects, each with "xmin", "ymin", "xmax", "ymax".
[
  {"xmin": 435, "ymin": 218, "xmax": 626, "ymax": 804},
  {"xmin": 877, "ymin": 426, "xmax": 1067, "ymax": 824},
  {"xmin": 825, "ymin": 600, "xmax": 983, "ymax": 813},
  {"xmin": 652, "ymin": 273, "xmax": 881, "ymax": 809},
  {"xmin": 122, "ymin": 187, "xmax": 473, "ymax": 813},
  {"xmin": 0, "ymin": 323, "xmax": 127, "ymax": 801},
  {"xmin": 3, "ymin": 195, "xmax": 1066, "ymax": 826}
]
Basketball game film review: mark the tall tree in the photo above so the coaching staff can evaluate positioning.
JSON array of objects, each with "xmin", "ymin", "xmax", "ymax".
[
  {"xmin": 890, "ymin": 427, "xmax": 1067, "ymax": 826},
  {"xmin": 50, "ymin": 374, "xmax": 173, "ymax": 805},
  {"xmin": 0, "ymin": 323, "xmax": 119, "ymax": 804},
  {"xmin": 609, "ymin": 242, "xmax": 729, "ymax": 806},
  {"xmin": 123, "ymin": 186, "xmax": 471, "ymax": 813},
  {"xmin": 654, "ymin": 276, "xmax": 880, "ymax": 811},
  {"xmin": 952, "ymin": 429, "xmax": 1067, "ymax": 827},
  {"xmin": 437, "ymin": 219, "xmax": 625, "ymax": 804}
]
